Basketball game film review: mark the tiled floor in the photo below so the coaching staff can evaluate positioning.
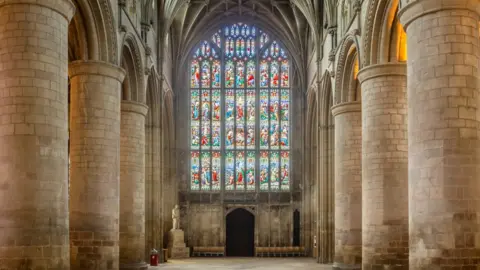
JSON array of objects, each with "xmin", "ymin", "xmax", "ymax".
[{"xmin": 149, "ymin": 258, "xmax": 332, "ymax": 269}]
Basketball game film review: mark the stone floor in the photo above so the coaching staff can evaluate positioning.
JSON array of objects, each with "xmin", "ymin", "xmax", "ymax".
[{"xmin": 149, "ymin": 258, "xmax": 331, "ymax": 269}]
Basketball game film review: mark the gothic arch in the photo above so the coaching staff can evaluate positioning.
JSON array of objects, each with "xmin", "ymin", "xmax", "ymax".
[
  {"xmin": 68, "ymin": 0, "xmax": 118, "ymax": 63},
  {"xmin": 225, "ymin": 207, "xmax": 256, "ymax": 216},
  {"xmin": 120, "ymin": 34, "xmax": 146, "ymax": 103},
  {"xmin": 362, "ymin": 0, "xmax": 407, "ymax": 66},
  {"xmin": 334, "ymin": 31, "xmax": 361, "ymax": 105}
]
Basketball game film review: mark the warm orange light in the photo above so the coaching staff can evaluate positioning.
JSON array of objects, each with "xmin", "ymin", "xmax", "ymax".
[
  {"xmin": 353, "ymin": 57, "xmax": 359, "ymax": 80},
  {"xmin": 398, "ymin": 27, "xmax": 407, "ymax": 61}
]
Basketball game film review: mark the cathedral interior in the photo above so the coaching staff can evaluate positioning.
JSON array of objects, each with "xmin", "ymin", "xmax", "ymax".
[{"xmin": 0, "ymin": 0, "xmax": 479, "ymax": 269}]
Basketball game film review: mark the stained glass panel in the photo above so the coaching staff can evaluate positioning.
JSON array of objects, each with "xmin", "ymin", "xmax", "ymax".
[
  {"xmin": 191, "ymin": 151, "xmax": 200, "ymax": 190},
  {"xmin": 212, "ymin": 32, "xmax": 221, "ymax": 48},
  {"xmin": 260, "ymin": 90, "xmax": 268, "ymax": 121},
  {"xmin": 191, "ymin": 125, "xmax": 200, "ymax": 149},
  {"xmin": 212, "ymin": 152, "xmax": 221, "ymax": 190},
  {"xmin": 246, "ymin": 90, "xmax": 255, "ymax": 123},
  {"xmin": 212, "ymin": 90, "xmax": 221, "ymax": 121},
  {"xmin": 236, "ymin": 38, "xmax": 245, "ymax": 57},
  {"xmin": 225, "ymin": 151, "xmax": 235, "ymax": 190},
  {"xmin": 246, "ymin": 61, "xmax": 255, "ymax": 88},
  {"xmin": 280, "ymin": 151, "xmax": 289, "ymax": 190},
  {"xmin": 236, "ymin": 61, "xmax": 245, "ymax": 88},
  {"xmin": 191, "ymin": 60, "xmax": 200, "ymax": 88},
  {"xmin": 260, "ymin": 151, "xmax": 269, "ymax": 190},
  {"xmin": 270, "ymin": 152, "xmax": 280, "ymax": 190},
  {"xmin": 280, "ymin": 124, "xmax": 289, "ymax": 148},
  {"xmin": 236, "ymin": 90, "xmax": 245, "ymax": 122},
  {"xmin": 212, "ymin": 123, "xmax": 221, "ymax": 149},
  {"xmin": 212, "ymin": 61, "xmax": 221, "ymax": 88},
  {"xmin": 201, "ymin": 152, "xmax": 211, "ymax": 190},
  {"xmin": 271, "ymin": 61, "xmax": 279, "ymax": 88},
  {"xmin": 280, "ymin": 89, "xmax": 289, "ymax": 121},
  {"xmin": 225, "ymin": 61, "xmax": 234, "ymax": 87},
  {"xmin": 225, "ymin": 89, "xmax": 235, "ymax": 122},
  {"xmin": 246, "ymin": 151, "xmax": 255, "ymax": 190},
  {"xmin": 236, "ymin": 151, "xmax": 245, "ymax": 190},
  {"xmin": 191, "ymin": 90, "xmax": 200, "ymax": 121},
  {"xmin": 246, "ymin": 37, "xmax": 255, "ymax": 57},
  {"xmin": 201, "ymin": 123, "xmax": 210, "ymax": 148},
  {"xmin": 260, "ymin": 32, "xmax": 269, "ymax": 49},
  {"xmin": 260, "ymin": 61, "xmax": 269, "ymax": 88},
  {"xmin": 201, "ymin": 90, "xmax": 210, "ymax": 122},
  {"xmin": 281, "ymin": 60, "xmax": 289, "ymax": 87},
  {"xmin": 201, "ymin": 61, "xmax": 210, "ymax": 88},
  {"xmin": 226, "ymin": 37, "xmax": 234, "ymax": 57}
]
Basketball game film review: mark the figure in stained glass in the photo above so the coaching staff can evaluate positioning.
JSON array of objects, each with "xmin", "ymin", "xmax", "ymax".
[
  {"xmin": 225, "ymin": 61, "xmax": 234, "ymax": 87},
  {"xmin": 236, "ymin": 152, "xmax": 245, "ymax": 189},
  {"xmin": 281, "ymin": 89, "xmax": 289, "ymax": 121},
  {"xmin": 225, "ymin": 152, "xmax": 235, "ymax": 190},
  {"xmin": 270, "ymin": 123, "xmax": 280, "ymax": 147},
  {"xmin": 236, "ymin": 91, "xmax": 245, "ymax": 121},
  {"xmin": 191, "ymin": 60, "xmax": 200, "ymax": 88},
  {"xmin": 260, "ymin": 61, "xmax": 269, "ymax": 87},
  {"xmin": 259, "ymin": 151, "xmax": 269, "ymax": 190},
  {"xmin": 281, "ymin": 125, "xmax": 289, "ymax": 147},
  {"xmin": 212, "ymin": 124, "xmax": 221, "ymax": 149},
  {"xmin": 225, "ymin": 89, "xmax": 235, "ymax": 121},
  {"xmin": 201, "ymin": 124, "xmax": 210, "ymax": 147},
  {"xmin": 260, "ymin": 90, "xmax": 269, "ymax": 121},
  {"xmin": 191, "ymin": 152, "xmax": 200, "ymax": 189},
  {"xmin": 260, "ymin": 124, "xmax": 269, "ymax": 148},
  {"xmin": 225, "ymin": 124, "xmax": 234, "ymax": 148},
  {"xmin": 236, "ymin": 126, "xmax": 245, "ymax": 147},
  {"xmin": 270, "ymin": 152, "xmax": 280, "ymax": 190},
  {"xmin": 212, "ymin": 90, "xmax": 221, "ymax": 121},
  {"xmin": 271, "ymin": 61, "xmax": 279, "ymax": 87},
  {"xmin": 212, "ymin": 152, "xmax": 221, "ymax": 190},
  {"xmin": 246, "ymin": 61, "xmax": 255, "ymax": 87},
  {"xmin": 246, "ymin": 126, "xmax": 255, "ymax": 148},
  {"xmin": 246, "ymin": 152, "xmax": 255, "ymax": 190},
  {"xmin": 236, "ymin": 61, "xmax": 245, "ymax": 88},
  {"xmin": 281, "ymin": 60, "xmax": 289, "ymax": 87},
  {"xmin": 212, "ymin": 61, "xmax": 221, "ymax": 88},
  {"xmin": 280, "ymin": 152, "xmax": 289, "ymax": 190},
  {"xmin": 201, "ymin": 90, "xmax": 210, "ymax": 121},
  {"xmin": 246, "ymin": 90, "xmax": 255, "ymax": 122},
  {"xmin": 201, "ymin": 61, "xmax": 210, "ymax": 87},
  {"xmin": 191, "ymin": 126, "xmax": 200, "ymax": 148},
  {"xmin": 191, "ymin": 90, "xmax": 200, "ymax": 121}
]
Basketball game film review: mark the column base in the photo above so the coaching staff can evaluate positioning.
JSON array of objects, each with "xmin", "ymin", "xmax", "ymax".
[
  {"xmin": 332, "ymin": 263, "xmax": 361, "ymax": 270},
  {"xmin": 119, "ymin": 262, "xmax": 149, "ymax": 270}
]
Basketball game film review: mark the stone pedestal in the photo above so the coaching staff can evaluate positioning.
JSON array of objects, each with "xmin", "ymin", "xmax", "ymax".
[{"xmin": 167, "ymin": 230, "xmax": 190, "ymax": 259}]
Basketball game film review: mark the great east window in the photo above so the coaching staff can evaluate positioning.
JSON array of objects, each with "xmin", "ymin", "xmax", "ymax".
[{"xmin": 190, "ymin": 23, "xmax": 290, "ymax": 192}]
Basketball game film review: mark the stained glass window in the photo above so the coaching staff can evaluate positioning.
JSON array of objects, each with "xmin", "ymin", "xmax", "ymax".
[{"xmin": 190, "ymin": 22, "xmax": 290, "ymax": 192}]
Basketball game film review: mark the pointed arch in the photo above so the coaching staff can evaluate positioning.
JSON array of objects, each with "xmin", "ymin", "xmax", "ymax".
[
  {"xmin": 335, "ymin": 32, "xmax": 361, "ymax": 105},
  {"xmin": 362, "ymin": 0, "xmax": 407, "ymax": 66},
  {"xmin": 68, "ymin": 0, "xmax": 118, "ymax": 63},
  {"xmin": 120, "ymin": 34, "xmax": 146, "ymax": 103}
]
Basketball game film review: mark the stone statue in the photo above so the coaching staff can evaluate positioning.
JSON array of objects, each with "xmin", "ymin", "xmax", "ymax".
[{"xmin": 172, "ymin": 204, "xmax": 180, "ymax": 230}]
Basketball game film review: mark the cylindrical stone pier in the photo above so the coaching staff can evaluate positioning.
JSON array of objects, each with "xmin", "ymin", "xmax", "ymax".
[
  {"xmin": 69, "ymin": 60, "xmax": 125, "ymax": 270},
  {"xmin": 120, "ymin": 101, "xmax": 149, "ymax": 270},
  {"xmin": 399, "ymin": 0, "xmax": 480, "ymax": 268},
  {"xmin": 331, "ymin": 102, "xmax": 362, "ymax": 270},
  {"xmin": 0, "ymin": 1, "xmax": 74, "ymax": 269},
  {"xmin": 357, "ymin": 63, "xmax": 408, "ymax": 269}
]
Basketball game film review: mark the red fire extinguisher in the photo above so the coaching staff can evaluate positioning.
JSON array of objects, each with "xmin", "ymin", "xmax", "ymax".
[{"xmin": 150, "ymin": 249, "xmax": 159, "ymax": 266}]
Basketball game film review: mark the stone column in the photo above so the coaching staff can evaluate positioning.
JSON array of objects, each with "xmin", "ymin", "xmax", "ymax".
[
  {"xmin": 0, "ymin": 1, "xmax": 74, "ymax": 269},
  {"xmin": 357, "ymin": 63, "xmax": 408, "ymax": 269},
  {"xmin": 120, "ymin": 101, "xmax": 149, "ymax": 270},
  {"xmin": 331, "ymin": 102, "xmax": 362, "ymax": 270},
  {"xmin": 69, "ymin": 61, "xmax": 125, "ymax": 270},
  {"xmin": 399, "ymin": 1, "xmax": 480, "ymax": 269}
]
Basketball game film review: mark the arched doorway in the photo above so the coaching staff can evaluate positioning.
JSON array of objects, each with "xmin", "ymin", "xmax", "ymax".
[{"xmin": 226, "ymin": 208, "xmax": 255, "ymax": 257}]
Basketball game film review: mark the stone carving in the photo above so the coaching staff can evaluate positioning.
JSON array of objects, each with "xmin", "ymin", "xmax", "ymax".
[{"xmin": 172, "ymin": 204, "xmax": 180, "ymax": 230}]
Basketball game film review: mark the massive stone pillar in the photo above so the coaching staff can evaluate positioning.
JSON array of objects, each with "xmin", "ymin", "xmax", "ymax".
[
  {"xmin": 69, "ymin": 61, "xmax": 125, "ymax": 270},
  {"xmin": 331, "ymin": 102, "xmax": 362, "ymax": 270},
  {"xmin": 120, "ymin": 101, "xmax": 149, "ymax": 270},
  {"xmin": 0, "ymin": 1, "xmax": 74, "ymax": 269},
  {"xmin": 399, "ymin": 1, "xmax": 480, "ymax": 269},
  {"xmin": 357, "ymin": 63, "xmax": 408, "ymax": 269}
]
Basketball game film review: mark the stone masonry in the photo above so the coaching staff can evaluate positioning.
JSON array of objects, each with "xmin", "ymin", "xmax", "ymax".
[
  {"xmin": 0, "ymin": 1, "xmax": 75, "ymax": 269},
  {"xmin": 68, "ymin": 61, "xmax": 125, "ymax": 270},
  {"xmin": 400, "ymin": 0, "xmax": 480, "ymax": 268},
  {"xmin": 120, "ymin": 101, "xmax": 149, "ymax": 270},
  {"xmin": 358, "ymin": 63, "xmax": 409, "ymax": 269},
  {"xmin": 331, "ymin": 102, "xmax": 362, "ymax": 269}
]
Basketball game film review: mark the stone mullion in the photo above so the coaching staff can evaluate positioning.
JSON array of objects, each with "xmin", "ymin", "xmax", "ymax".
[
  {"xmin": 120, "ymin": 101, "xmax": 149, "ymax": 270},
  {"xmin": 358, "ymin": 63, "xmax": 408, "ymax": 269},
  {"xmin": 399, "ymin": 1, "xmax": 480, "ymax": 269},
  {"xmin": 69, "ymin": 61, "xmax": 125, "ymax": 270},
  {"xmin": 331, "ymin": 102, "xmax": 362, "ymax": 270},
  {"xmin": 0, "ymin": 1, "xmax": 74, "ymax": 269}
]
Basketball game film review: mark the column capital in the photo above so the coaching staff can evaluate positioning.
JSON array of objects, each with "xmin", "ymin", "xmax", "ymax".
[
  {"xmin": 357, "ymin": 62, "xmax": 406, "ymax": 84},
  {"xmin": 0, "ymin": 0, "xmax": 76, "ymax": 21},
  {"xmin": 399, "ymin": 0, "xmax": 480, "ymax": 30},
  {"xmin": 331, "ymin": 101, "xmax": 361, "ymax": 117},
  {"xmin": 121, "ymin": 100, "xmax": 149, "ymax": 117},
  {"xmin": 69, "ymin": 60, "xmax": 126, "ymax": 83}
]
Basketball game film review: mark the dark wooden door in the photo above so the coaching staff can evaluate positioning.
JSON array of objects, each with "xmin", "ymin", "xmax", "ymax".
[{"xmin": 226, "ymin": 208, "xmax": 255, "ymax": 256}]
